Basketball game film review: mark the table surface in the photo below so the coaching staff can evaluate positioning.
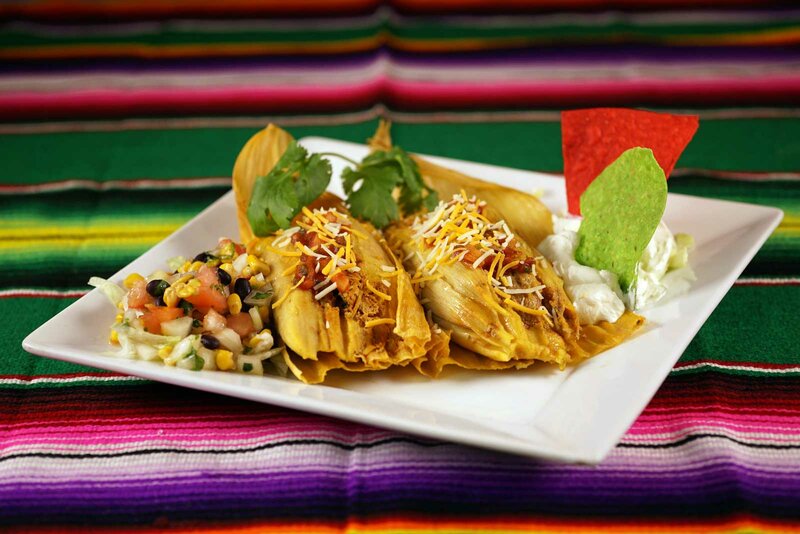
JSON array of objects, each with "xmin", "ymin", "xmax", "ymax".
[{"xmin": 2, "ymin": 1, "xmax": 799, "ymax": 532}]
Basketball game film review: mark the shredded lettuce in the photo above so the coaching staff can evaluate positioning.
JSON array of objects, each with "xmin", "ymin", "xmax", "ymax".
[{"xmin": 88, "ymin": 276, "xmax": 126, "ymax": 306}]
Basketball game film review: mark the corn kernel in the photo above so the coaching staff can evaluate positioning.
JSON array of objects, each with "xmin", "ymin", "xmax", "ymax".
[
  {"xmin": 123, "ymin": 273, "xmax": 144, "ymax": 288},
  {"xmin": 174, "ymin": 274, "xmax": 193, "ymax": 286},
  {"xmin": 215, "ymin": 349, "xmax": 234, "ymax": 371},
  {"xmin": 188, "ymin": 279, "xmax": 201, "ymax": 288},
  {"xmin": 157, "ymin": 345, "xmax": 174, "ymax": 360},
  {"xmin": 115, "ymin": 313, "xmax": 124, "ymax": 323},
  {"xmin": 178, "ymin": 261, "xmax": 192, "ymax": 273},
  {"xmin": 240, "ymin": 266, "xmax": 253, "ymax": 278},
  {"xmin": 247, "ymin": 255, "xmax": 270, "ymax": 275},
  {"xmin": 163, "ymin": 287, "xmax": 179, "ymax": 307},
  {"xmin": 219, "ymin": 263, "xmax": 235, "ymax": 276},
  {"xmin": 248, "ymin": 275, "xmax": 265, "ymax": 289},
  {"xmin": 227, "ymin": 293, "xmax": 242, "ymax": 315},
  {"xmin": 190, "ymin": 261, "xmax": 205, "ymax": 272},
  {"xmin": 109, "ymin": 330, "xmax": 119, "ymax": 344},
  {"xmin": 258, "ymin": 305, "xmax": 269, "ymax": 323},
  {"xmin": 221, "ymin": 242, "xmax": 236, "ymax": 258},
  {"xmin": 175, "ymin": 284, "xmax": 198, "ymax": 299}
]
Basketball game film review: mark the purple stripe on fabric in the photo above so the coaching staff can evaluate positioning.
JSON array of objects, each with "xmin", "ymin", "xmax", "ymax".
[
  {"xmin": 7, "ymin": 45, "xmax": 800, "ymax": 76},
  {"xmin": 391, "ymin": 45, "xmax": 800, "ymax": 66},
  {"xmin": 0, "ymin": 50, "xmax": 382, "ymax": 75}
]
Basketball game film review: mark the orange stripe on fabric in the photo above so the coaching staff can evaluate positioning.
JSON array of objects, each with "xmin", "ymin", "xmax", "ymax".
[
  {"xmin": 0, "ymin": 37, "xmax": 382, "ymax": 60},
  {"xmin": 8, "ymin": 516, "xmax": 800, "ymax": 534},
  {"xmin": 5, "ymin": 29, "xmax": 800, "ymax": 61}
]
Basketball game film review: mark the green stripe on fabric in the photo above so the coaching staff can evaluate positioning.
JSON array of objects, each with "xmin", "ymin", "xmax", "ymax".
[
  {"xmin": 2, "ymin": 118, "xmax": 800, "ymax": 186},
  {"xmin": 0, "ymin": 189, "xmax": 223, "ymax": 220},
  {"xmin": 0, "ymin": 25, "xmax": 380, "ymax": 48},
  {"xmin": 678, "ymin": 285, "xmax": 800, "ymax": 367},
  {"xmin": 2, "ymin": 17, "xmax": 798, "ymax": 49},
  {"xmin": 388, "ymin": 18, "xmax": 800, "ymax": 41},
  {"xmin": 1, "ymin": 297, "xmax": 109, "ymax": 376}
]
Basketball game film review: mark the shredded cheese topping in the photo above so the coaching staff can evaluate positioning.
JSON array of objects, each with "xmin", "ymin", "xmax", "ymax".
[{"xmin": 409, "ymin": 192, "xmax": 548, "ymax": 315}]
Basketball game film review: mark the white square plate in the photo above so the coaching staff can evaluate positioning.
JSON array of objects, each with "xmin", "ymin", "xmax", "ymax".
[{"xmin": 23, "ymin": 137, "xmax": 782, "ymax": 464}]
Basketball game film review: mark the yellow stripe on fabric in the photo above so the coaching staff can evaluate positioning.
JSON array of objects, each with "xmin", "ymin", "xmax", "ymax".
[
  {"xmin": 0, "ymin": 222, "xmax": 180, "ymax": 240},
  {"xmin": 0, "ymin": 35, "xmax": 381, "ymax": 59},
  {"xmin": 774, "ymin": 214, "xmax": 800, "ymax": 236},
  {"xmin": 0, "ymin": 236, "xmax": 165, "ymax": 252}
]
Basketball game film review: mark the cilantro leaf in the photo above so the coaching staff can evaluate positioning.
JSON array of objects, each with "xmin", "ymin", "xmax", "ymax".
[
  {"xmin": 342, "ymin": 147, "xmax": 437, "ymax": 228},
  {"xmin": 247, "ymin": 141, "xmax": 332, "ymax": 235},
  {"xmin": 342, "ymin": 166, "xmax": 401, "ymax": 229}
]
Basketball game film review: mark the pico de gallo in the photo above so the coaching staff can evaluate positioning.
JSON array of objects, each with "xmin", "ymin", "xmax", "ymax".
[{"xmin": 90, "ymin": 238, "xmax": 288, "ymax": 377}]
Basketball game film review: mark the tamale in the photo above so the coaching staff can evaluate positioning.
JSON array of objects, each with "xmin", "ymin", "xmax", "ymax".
[
  {"xmin": 232, "ymin": 124, "xmax": 437, "ymax": 384},
  {"xmin": 252, "ymin": 203, "xmax": 434, "ymax": 383},
  {"xmin": 386, "ymin": 192, "xmax": 579, "ymax": 369}
]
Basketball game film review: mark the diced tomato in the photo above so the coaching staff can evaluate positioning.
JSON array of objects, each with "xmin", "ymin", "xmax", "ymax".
[
  {"xmin": 195, "ymin": 265, "xmax": 218, "ymax": 286},
  {"xmin": 503, "ymin": 241, "xmax": 525, "ymax": 264},
  {"xmin": 332, "ymin": 271, "xmax": 349, "ymax": 293},
  {"xmin": 295, "ymin": 254, "xmax": 318, "ymax": 290},
  {"xmin": 141, "ymin": 305, "xmax": 184, "ymax": 335},
  {"xmin": 227, "ymin": 313, "xmax": 255, "ymax": 337},
  {"xmin": 461, "ymin": 246, "xmax": 493, "ymax": 269},
  {"xmin": 305, "ymin": 232, "xmax": 321, "ymax": 250},
  {"xmin": 127, "ymin": 279, "xmax": 153, "ymax": 309},
  {"xmin": 186, "ymin": 287, "xmax": 228, "ymax": 314},
  {"xmin": 185, "ymin": 265, "xmax": 228, "ymax": 314}
]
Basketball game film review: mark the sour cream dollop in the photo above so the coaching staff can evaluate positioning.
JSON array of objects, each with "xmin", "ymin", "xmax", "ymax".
[{"xmin": 538, "ymin": 215, "xmax": 695, "ymax": 325}]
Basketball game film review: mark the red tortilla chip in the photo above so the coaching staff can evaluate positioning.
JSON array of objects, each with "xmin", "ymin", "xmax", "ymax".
[{"xmin": 562, "ymin": 108, "xmax": 698, "ymax": 215}]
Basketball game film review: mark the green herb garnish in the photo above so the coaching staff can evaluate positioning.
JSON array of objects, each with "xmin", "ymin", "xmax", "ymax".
[
  {"xmin": 180, "ymin": 300, "xmax": 194, "ymax": 315},
  {"xmin": 247, "ymin": 142, "xmax": 436, "ymax": 233},
  {"xmin": 242, "ymin": 363, "xmax": 253, "ymax": 372},
  {"xmin": 342, "ymin": 147, "xmax": 437, "ymax": 228},
  {"xmin": 193, "ymin": 355, "xmax": 205, "ymax": 371},
  {"xmin": 247, "ymin": 141, "xmax": 332, "ymax": 235}
]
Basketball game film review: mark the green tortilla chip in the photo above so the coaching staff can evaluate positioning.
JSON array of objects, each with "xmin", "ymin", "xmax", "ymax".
[{"xmin": 575, "ymin": 147, "xmax": 667, "ymax": 291}]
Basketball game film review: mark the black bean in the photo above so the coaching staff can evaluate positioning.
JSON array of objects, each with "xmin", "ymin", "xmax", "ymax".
[
  {"xmin": 234, "ymin": 278, "xmax": 251, "ymax": 300},
  {"xmin": 146, "ymin": 279, "xmax": 169, "ymax": 297},
  {"xmin": 155, "ymin": 295, "xmax": 166, "ymax": 307},
  {"xmin": 200, "ymin": 334, "xmax": 220, "ymax": 350},
  {"xmin": 193, "ymin": 252, "xmax": 214, "ymax": 263},
  {"xmin": 216, "ymin": 267, "xmax": 232, "ymax": 286}
]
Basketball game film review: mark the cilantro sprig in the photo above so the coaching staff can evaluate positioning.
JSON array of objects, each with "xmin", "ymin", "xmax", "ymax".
[
  {"xmin": 342, "ymin": 147, "xmax": 438, "ymax": 228},
  {"xmin": 247, "ymin": 143, "xmax": 437, "ymax": 235},
  {"xmin": 247, "ymin": 141, "xmax": 332, "ymax": 235}
]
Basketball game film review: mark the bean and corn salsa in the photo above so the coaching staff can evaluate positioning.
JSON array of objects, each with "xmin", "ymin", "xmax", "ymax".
[{"xmin": 90, "ymin": 238, "xmax": 288, "ymax": 377}]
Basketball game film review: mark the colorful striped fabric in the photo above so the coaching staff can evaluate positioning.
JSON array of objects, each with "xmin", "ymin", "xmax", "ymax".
[{"xmin": 2, "ymin": 2, "xmax": 800, "ymax": 532}]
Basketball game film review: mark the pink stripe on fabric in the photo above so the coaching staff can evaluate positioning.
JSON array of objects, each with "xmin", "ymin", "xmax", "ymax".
[
  {"xmin": 385, "ymin": 75, "xmax": 800, "ymax": 107},
  {"xmin": 3, "ymin": 74, "xmax": 800, "ymax": 118},
  {"xmin": 0, "ymin": 79, "xmax": 384, "ymax": 118}
]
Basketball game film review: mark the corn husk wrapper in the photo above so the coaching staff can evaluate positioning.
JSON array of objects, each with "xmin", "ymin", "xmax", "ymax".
[
  {"xmin": 233, "ymin": 124, "xmax": 435, "ymax": 384},
  {"xmin": 232, "ymin": 124, "xmax": 293, "ymax": 244}
]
